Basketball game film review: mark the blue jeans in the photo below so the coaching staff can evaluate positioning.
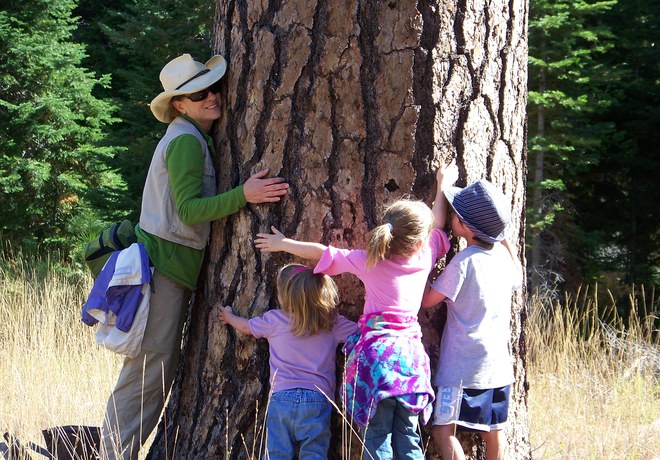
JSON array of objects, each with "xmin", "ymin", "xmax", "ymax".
[
  {"xmin": 363, "ymin": 398, "xmax": 424, "ymax": 460},
  {"xmin": 265, "ymin": 388, "xmax": 332, "ymax": 459}
]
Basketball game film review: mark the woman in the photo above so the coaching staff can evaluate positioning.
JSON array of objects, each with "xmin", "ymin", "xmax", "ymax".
[{"xmin": 101, "ymin": 53, "xmax": 289, "ymax": 460}]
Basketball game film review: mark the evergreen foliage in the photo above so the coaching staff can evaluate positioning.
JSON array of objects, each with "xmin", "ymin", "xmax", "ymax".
[
  {"xmin": 0, "ymin": 0, "xmax": 119, "ymax": 253},
  {"xmin": 528, "ymin": 0, "xmax": 659, "ymax": 296},
  {"xmin": 528, "ymin": 0, "xmax": 618, "ymax": 290},
  {"xmin": 576, "ymin": 0, "xmax": 660, "ymax": 288}
]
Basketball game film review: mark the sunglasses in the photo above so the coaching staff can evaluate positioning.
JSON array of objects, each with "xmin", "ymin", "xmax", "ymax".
[{"xmin": 184, "ymin": 81, "xmax": 222, "ymax": 102}]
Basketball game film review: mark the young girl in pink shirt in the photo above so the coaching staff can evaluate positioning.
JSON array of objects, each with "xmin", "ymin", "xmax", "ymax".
[
  {"xmin": 254, "ymin": 165, "xmax": 456, "ymax": 460},
  {"xmin": 219, "ymin": 264, "xmax": 357, "ymax": 459}
]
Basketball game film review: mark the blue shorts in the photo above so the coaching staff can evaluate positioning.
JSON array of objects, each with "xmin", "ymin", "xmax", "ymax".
[{"xmin": 432, "ymin": 385, "xmax": 510, "ymax": 432}]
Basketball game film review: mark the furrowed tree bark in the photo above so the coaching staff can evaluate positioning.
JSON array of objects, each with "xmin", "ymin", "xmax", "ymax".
[{"xmin": 147, "ymin": 1, "xmax": 529, "ymax": 459}]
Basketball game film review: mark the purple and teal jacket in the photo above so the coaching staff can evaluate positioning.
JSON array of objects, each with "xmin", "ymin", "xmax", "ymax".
[{"xmin": 341, "ymin": 312, "xmax": 435, "ymax": 429}]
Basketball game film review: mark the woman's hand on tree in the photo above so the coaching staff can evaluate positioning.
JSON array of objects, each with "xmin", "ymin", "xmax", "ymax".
[{"xmin": 242, "ymin": 168, "xmax": 289, "ymax": 204}]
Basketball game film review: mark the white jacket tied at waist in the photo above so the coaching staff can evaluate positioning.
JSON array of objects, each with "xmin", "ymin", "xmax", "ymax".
[{"xmin": 82, "ymin": 243, "xmax": 152, "ymax": 358}]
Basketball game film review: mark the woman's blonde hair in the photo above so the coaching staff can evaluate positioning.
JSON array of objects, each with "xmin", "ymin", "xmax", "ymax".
[
  {"xmin": 277, "ymin": 264, "xmax": 339, "ymax": 336},
  {"xmin": 366, "ymin": 199, "xmax": 434, "ymax": 268}
]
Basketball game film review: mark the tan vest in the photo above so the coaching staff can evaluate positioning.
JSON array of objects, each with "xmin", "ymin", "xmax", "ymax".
[{"xmin": 139, "ymin": 117, "xmax": 217, "ymax": 249}]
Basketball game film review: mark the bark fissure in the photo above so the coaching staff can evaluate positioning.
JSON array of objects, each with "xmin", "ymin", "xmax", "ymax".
[
  {"xmin": 307, "ymin": 0, "xmax": 328, "ymax": 99},
  {"xmin": 358, "ymin": 0, "xmax": 383, "ymax": 229},
  {"xmin": 498, "ymin": 0, "xmax": 514, "ymax": 157},
  {"xmin": 228, "ymin": 0, "xmax": 251, "ymax": 182},
  {"xmin": 453, "ymin": 84, "xmax": 470, "ymax": 184},
  {"xmin": 252, "ymin": 33, "xmax": 283, "ymax": 170},
  {"xmin": 326, "ymin": 76, "xmax": 342, "ymax": 232},
  {"xmin": 482, "ymin": 5, "xmax": 497, "ymax": 178},
  {"xmin": 505, "ymin": 0, "xmax": 524, "ymax": 167},
  {"xmin": 256, "ymin": 0, "xmax": 282, "ymax": 29},
  {"xmin": 412, "ymin": 0, "xmax": 441, "ymax": 198},
  {"xmin": 211, "ymin": 221, "xmax": 236, "ymax": 305},
  {"xmin": 454, "ymin": 0, "xmax": 468, "ymax": 55},
  {"xmin": 447, "ymin": 0, "xmax": 475, "ymax": 183}
]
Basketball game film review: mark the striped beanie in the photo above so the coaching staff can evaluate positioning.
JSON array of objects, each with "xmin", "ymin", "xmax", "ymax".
[{"xmin": 444, "ymin": 179, "xmax": 511, "ymax": 243}]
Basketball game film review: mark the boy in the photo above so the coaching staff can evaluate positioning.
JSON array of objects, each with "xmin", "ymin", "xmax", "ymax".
[{"xmin": 422, "ymin": 177, "xmax": 522, "ymax": 460}]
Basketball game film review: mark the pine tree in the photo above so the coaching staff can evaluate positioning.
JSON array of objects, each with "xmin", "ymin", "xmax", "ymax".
[
  {"xmin": 0, "ymin": 0, "xmax": 119, "ymax": 252},
  {"xmin": 527, "ymin": 0, "xmax": 619, "ymax": 294},
  {"xmin": 572, "ymin": 0, "xmax": 660, "ymax": 289}
]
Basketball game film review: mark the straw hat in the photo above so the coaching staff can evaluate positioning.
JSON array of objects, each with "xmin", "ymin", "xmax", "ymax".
[
  {"xmin": 444, "ymin": 179, "xmax": 511, "ymax": 243},
  {"xmin": 150, "ymin": 54, "xmax": 227, "ymax": 123}
]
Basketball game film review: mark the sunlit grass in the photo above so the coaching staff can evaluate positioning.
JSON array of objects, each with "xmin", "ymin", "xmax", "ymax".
[
  {"xmin": 0, "ymin": 253, "xmax": 122, "ymax": 454},
  {"xmin": 527, "ymin": 285, "xmax": 660, "ymax": 459},
  {"xmin": 1, "ymin": 252, "xmax": 658, "ymax": 458}
]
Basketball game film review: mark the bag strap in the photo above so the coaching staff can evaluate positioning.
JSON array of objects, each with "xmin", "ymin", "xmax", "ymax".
[{"xmin": 110, "ymin": 221, "xmax": 122, "ymax": 249}]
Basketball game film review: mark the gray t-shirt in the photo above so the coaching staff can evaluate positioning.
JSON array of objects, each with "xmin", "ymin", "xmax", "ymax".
[
  {"xmin": 249, "ymin": 310, "xmax": 358, "ymax": 397},
  {"xmin": 431, "ymin": 243, "xmax": 522, "ymax": 389}
]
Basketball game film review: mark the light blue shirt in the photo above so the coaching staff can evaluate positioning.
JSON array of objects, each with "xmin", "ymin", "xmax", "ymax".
[{"xmin": 431, "ymin": 243, "xmax": 522, "ymax": 388}]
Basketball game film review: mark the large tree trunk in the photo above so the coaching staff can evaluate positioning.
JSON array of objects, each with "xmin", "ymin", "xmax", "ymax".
[{"xmin": 148, "ymin": 1, "xmax": 529, "ymax": 458}]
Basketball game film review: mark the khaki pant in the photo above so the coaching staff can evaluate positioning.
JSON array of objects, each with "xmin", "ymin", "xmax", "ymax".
[{"xmin": 102, "ymin": 269, "xmax": 190, "ymax": 460}]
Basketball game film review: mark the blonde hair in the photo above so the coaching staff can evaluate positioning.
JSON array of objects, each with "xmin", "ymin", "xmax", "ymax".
[
  {"xmin": 366, "ymin": 199, "xmax": 434, "ymax": 268},
  {"xmin": 277, "ymin": 264, "xmax": 339, "ymax": 336}
]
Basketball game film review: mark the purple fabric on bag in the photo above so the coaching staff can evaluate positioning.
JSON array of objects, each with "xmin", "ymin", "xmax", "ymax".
[{"xmin": 82, "ymin": 243, "xmax": 151, "ymax": 332}]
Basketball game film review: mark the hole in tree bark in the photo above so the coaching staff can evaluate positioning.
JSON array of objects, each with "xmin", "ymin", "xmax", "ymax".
[{"xmin": 384, "ymin": 179, "xmax": 399, "ymax": 192}]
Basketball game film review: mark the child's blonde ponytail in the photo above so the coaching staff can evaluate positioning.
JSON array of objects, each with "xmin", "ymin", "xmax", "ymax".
[
  {"xmin": 366, "ymin": 200, "xmax": 434, "ymax": 269},
  {"xmin": 366, "ymin": 223, "xmax": 394, "ymax": 268}
]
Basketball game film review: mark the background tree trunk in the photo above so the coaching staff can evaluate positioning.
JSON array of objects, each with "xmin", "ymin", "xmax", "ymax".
[{"xmin": 148, "ymin": 1, "xmax": 529, "ymax": 458}]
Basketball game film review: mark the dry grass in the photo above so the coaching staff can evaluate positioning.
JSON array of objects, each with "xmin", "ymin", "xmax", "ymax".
[
  {"xmin": 0, "ymin": 254, "xmax": 122, "ymax": 454},
  {"xmin": 527, "ymin": 285, "xmax": 660, "ymax": 459},
  {"xmin": 1, "ymin": 253, "xmax": 658, "ymax": 459}
]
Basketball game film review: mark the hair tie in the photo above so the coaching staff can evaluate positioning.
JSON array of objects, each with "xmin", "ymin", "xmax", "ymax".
[
  {"xmin": 291, "ymin": 266, "xmax": 307, "ymax": 274},
  {"xmin": 385, "ymin": 222, "xmax": 393, "ymax": 231}
]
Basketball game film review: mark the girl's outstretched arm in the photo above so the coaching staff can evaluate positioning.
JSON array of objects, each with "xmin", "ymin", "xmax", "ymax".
[
  {"xmin": 432, "ymin": 161, "xmax": 459, "ymax": 229},
  {"xmin": 255, "ymin": 226, "xmax": 326, "ymax": 262},
  {"xmin": 219, "ymin": 306, "xmax": 252, "ymax": 335}
]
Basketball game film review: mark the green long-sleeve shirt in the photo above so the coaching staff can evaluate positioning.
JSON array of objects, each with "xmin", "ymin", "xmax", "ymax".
[{"xmin": 137, "ymin": 116, "xmax": 246, "ymax": 289}]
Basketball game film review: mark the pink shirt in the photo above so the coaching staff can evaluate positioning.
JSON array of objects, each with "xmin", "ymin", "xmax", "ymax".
[
  {"xmin": 314, "ymin": 229, "xmax": 450, "ymax": 316},
  {"xmin": 249, "ymin": 310, "xmax": 358, "ymax": 396}
]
